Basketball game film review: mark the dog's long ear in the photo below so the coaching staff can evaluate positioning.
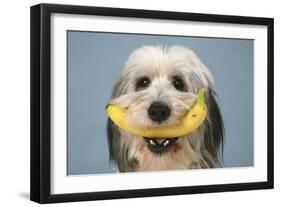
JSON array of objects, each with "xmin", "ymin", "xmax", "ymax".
[
  {"xmin": 107, "ymin": 119, "xmax": 126, "ymax": 170},
  {"xmin": 201, "ymin": 88, "xmax": 224, "ymax": 167},
  {"xmin": 107, "ymin": 119, "xmax": 119, "ymax": 162},
  {"xmin": 107, "ymin": 73, "xmax": 138, "ymax": 172},
  {"xmin": 107, "ymin": 119, "xmax": 138, "ymax": 172},
  {"xmin": 107, "ymin": 71, "xmax": 127, "ymax": 170}
]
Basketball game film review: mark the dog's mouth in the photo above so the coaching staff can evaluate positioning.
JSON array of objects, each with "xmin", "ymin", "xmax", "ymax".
[{"xmin": 143, "ymin": 137, "xmax": 178, "ymax": 155}]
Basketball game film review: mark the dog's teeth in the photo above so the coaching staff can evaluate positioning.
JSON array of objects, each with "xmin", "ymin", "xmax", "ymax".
[
  {"xmin": 149, "ymin": 139, "xmax": 156, "ymax": 145},
  {"xmin": 163, "ymin": 140, "xmax": 169, "ymax": 146}
]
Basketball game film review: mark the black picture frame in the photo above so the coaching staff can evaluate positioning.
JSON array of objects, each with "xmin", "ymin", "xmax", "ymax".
[{"xmin": 30, "ymin": 3, "xmax": 274, "ymax": 204}]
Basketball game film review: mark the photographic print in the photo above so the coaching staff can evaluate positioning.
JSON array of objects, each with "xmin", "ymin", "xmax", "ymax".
[
  {"xmin": 30, "ymin": 3, "xmax": 273, "ymax": 203},
  {"xmin": 67, "ymin": 31, "xmax": 253, "ymax": 174}
]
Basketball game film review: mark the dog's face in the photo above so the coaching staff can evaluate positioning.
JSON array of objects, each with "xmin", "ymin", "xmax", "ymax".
[{"xmin": 107, "ymin": 46, "xmax": 224, "ymax": 172}]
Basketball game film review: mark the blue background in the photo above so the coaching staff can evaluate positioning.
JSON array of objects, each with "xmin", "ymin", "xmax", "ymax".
[{"xmin": 67, "ymin": 31, "xmax": 253, "ymax": 175}]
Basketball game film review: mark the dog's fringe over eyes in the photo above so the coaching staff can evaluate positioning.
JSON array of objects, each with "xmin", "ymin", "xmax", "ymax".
[{"xmin": 107, "ymin": 45, "xmax": 224, "ymax": 172}]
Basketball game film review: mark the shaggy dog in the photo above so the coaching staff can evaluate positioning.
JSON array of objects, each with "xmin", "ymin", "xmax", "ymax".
[{"xmin": 107, "ymin": 45, "xmax": 224, "ymax": 172}]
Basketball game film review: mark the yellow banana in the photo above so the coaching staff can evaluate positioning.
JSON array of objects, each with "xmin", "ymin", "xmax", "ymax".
[{"xmin": 106, "ymin": 88, "xmax": 207, "ymax": 138}]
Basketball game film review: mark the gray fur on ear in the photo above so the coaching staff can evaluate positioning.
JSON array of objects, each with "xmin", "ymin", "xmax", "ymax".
[
  {"xmin": 107, "ymin": 119, "xmax": 138, "ymax": 172},
  {"xmin": 203, "ymin": 88, "xmax": 224, "ymax": 167}
]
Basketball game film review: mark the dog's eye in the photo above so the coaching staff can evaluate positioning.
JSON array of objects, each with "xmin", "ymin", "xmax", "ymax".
[
  {"xmin": 136, "ymin": 77, "xmax": 151, "ymax": 90},
  {"xmin": 172, "ymin": 77, "xmax": 186, "ymax": 91}
]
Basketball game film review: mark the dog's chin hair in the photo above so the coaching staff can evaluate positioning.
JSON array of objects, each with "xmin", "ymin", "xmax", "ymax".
[
  {"xmin": 121, "ymin": 132, "xmax": 202, "ymax": 171},
  {"xmin": 107, "ymin": 45, "xmax": 224, "ymax": 172}
]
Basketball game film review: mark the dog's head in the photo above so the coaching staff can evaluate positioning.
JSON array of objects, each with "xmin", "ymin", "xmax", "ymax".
[{"xmin": 107, "ymin": 46, "xmax": 224, "ymax": 172}]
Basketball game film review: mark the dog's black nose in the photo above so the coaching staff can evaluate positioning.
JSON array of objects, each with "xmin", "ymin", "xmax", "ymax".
[{"xmin": 148, "ymin": 101, "xmax": 171, "ymax": 122}]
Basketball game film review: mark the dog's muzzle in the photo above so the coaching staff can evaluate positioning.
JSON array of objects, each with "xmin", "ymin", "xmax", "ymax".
[{"xmin": 143, "ymin": 137, "xmax": 178, "ymax": 155}]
